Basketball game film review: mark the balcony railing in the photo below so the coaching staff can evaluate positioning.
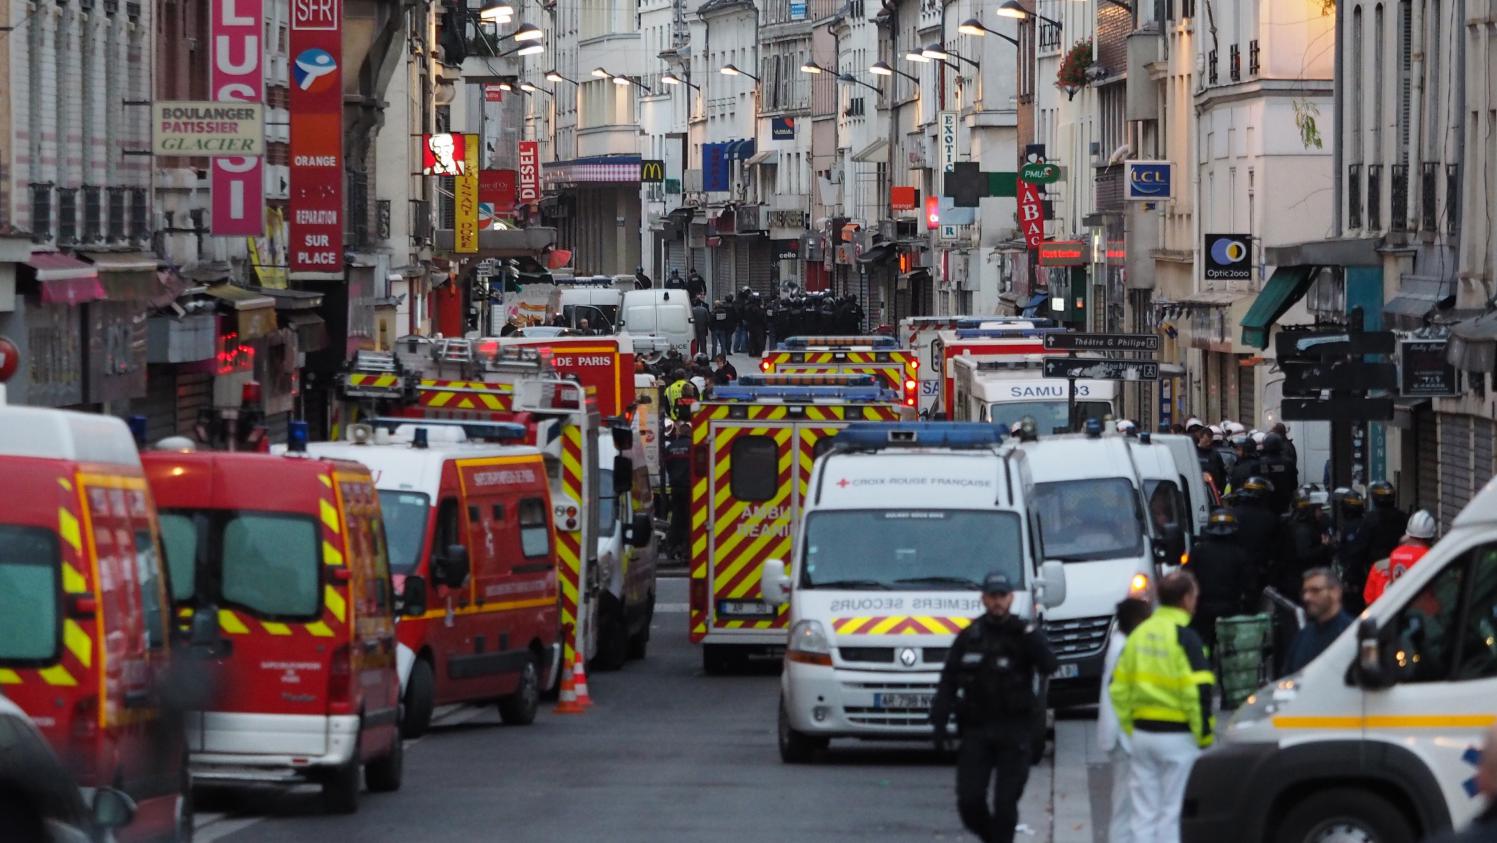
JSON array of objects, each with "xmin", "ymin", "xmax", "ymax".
[
  {"xmin": 1229, "ymin": 44, "xmax": 1240, "ymax": 81},
  {"xmin": 1366, "ymin": 164, "xmax": 1382, "ymax": 230},
  {"xmin": 1421, "ymin": 162, "xmax": 1438, "ymax": 232}
]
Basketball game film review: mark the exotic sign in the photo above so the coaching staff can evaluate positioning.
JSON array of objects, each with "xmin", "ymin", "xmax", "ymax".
[
  {"xmin": 154, "ymin": 102, "xmax": 264, "ymax": 156},
  {"xmin": 210, "ymin": 0, "xmax": 264, "ymax": 236},
  {"xmin": 288, "ymin": 0, "xmax": 343, "ymax": 275},
  {"xmin": 518, "ymin": 141, "xmax": 541, "ymax": 205}
]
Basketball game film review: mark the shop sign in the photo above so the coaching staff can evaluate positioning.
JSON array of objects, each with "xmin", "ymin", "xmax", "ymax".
[
  {"xmin": 288, "ymin": 0, "xmax": 343, "ymax": 275},
  {"xmin": 1399, "ymin": 339, "xmax": 1460, "ymax": 397},
  {"xmin": 154, "ymin": 102, "xmax": 264, "ymax": 156},
  {"xmin": 1020, "ymin": 161, "xmax": 1061, "ymax": 184},
  {"xmin": 890, "ymin": 186, "xmax": 918, "ymax": 211},
  {"xmin": 518, "ymin": 141, "xmax": 541, "ymax": 204},
  {"xmin": 1018, "ymin": 180, "xmax": 1044, "ymax": 248},
  {"xmin": 422, "ymin": 133, "xmax": 468, "ymax": 176},
  {"xmin": 1124, "ymin": 160, "xmax": 1174, "ymax": 201},
  {"xmin": 1038, "ymin": 240, "xmax": 1088, "ymax": 266},
  {"xmin": 455, "ymin": 134, "xmax": 480, "ymax": 253},
  {"xmin": 1204, "ymin": 233, "xmax": 1252, "ymax": 280},
  {"xmin": 210, "ymin": 0, "xmax": 264, "ymax": 236},
  {"xmin": 771, "ymin": 117, "xmax": 796, "ymax": 140}
]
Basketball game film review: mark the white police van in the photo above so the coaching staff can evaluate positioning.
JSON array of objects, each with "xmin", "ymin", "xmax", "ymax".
[
  {"xmin": 760, "ymin": 422, "xmax": 1067, "ymax": 762},
  {"xmin": 1182, "ymin": 475, "xmax": 1497, "ymax": 843}
]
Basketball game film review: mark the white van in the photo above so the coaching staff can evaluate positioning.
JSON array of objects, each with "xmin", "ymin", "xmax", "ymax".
[
  {"xmin": 618, "ymin": 288, "xmax": 694, "ymax": 355},
  {"xmin": 592, "ymin": 422, "xmax": 659, "ymax": 669},
  {"xmin": 1182, "ymin": 476, "xmax": 1497, "ymax": 843},
  {"xmin": 557, "ymin": 278, "xmax": 628, "ymax": 333},
  {"xmin": 1020, "ymin": 431, "xmax": 1173, "ymax": 706},
  {"xmin": 761, "ymin": 422, "xmax": 1067, "ymax": 762}
]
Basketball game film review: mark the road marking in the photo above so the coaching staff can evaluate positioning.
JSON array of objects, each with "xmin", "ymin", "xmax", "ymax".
[
  {"xmin": 195, "ymin": 816, "xmax": 265, "ymax": 843},
  {"xmin": 656, "ymin": 602, "xmax": 689, "ymax": 613}
]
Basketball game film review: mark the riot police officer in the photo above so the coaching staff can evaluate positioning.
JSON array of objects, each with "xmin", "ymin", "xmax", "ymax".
[
  {"xmin": 1332, "ymin": 489, "xmax": 1373, "ymax": 612},
  {"xmin": 1274, "ymin": 486, "xmax": 1332, "ymax": 598},
  {"xmin": 1226, "ymin": 434, "xmax": 1261, "ymax": 492},
  {"xmin": 1229, "ymin": 475, "xmax": 1282, "ymax": 589},
  {"xmin": 931, "ymin": 572, "xmax": 1056, "ymax": 843},
  {"xmin": 1188, "ymin": 509, "xmax": 1257, "ymax": 652},
  {"xmin": 1257, "ymin": 432, "xmax": 1299, "ymax": 514},
  {"xmin": 1363, "ymin": 480, "xmax": 1409, "ymax": 562}
]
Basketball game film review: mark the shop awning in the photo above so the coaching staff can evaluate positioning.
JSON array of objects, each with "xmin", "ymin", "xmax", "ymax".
[
  {"xmin": 1447, "ymin": 312, "xmax": 1497, "ymax": 372},
  {"xmin": 1383, "ymin": 275, "xmax": 1456, "ymax": 325},
  {"xmin": 24, "ymin": 253, "xmax": 105, "ymax": 305},
  {"xmin": 851, "ymin": 138, "xmax": 889, "ymax": 163},
  {"xmin": 1022, "ymin": 290, "xmax": 1051, "ymax": 314},
  {"xmin": 1239, "ymin": 265, "xmax": 1318, "ymax": 349},
  {"xmin": 85, "ymin": 252, "xmax": 160, "ymax": 300},
  {"xmin": 1179, "ymin": 289, "xmax": 1245, "ymax": 307},
  {"xmin": 857, "ymin": 243, "xmax": 895, "ymax": 264},
  {"xmin": 744, "ymin": 150, "xmax": 779, "ymax": 167},
  {"xmin": 204, "ymin": 283, "xmax": 278, "ymax": 340},
  {"xmin": 284, "ymin": 312, "xmax": 329, "ymax": 353},
  {"xmin": 252, "ymin": 286, "xmax": 325, "ymax": 311}
]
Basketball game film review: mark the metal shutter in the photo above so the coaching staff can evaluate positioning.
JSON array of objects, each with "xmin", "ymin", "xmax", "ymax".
[
  {"xmin": 1415, "ymin": 404, "xmax": 1439, "ymax": 514},
  {"xmin": 1238, "ymin": 355, "xmax": 1256, "ymax": 426},
  {"xmin": 665, "ymin": 241, "xmax": 687, "ymax": 279},
  {"xmin": 135, "ymin": 368, "xmax": 179, "ymax": 442},
  {"xmin": 712, "ymin": 242, "xmax": 734, "ymax": 297},
  {"xmin": 175, "ymin": 372, "xmax": 213, "ymax": 437},
  {"xmin": 737, "ymin": 238, "xmax": 774, "ymax": 296},
  {"xmin": 1437, "ymin": 413, "xmax": 1472, "ymax": 531}
]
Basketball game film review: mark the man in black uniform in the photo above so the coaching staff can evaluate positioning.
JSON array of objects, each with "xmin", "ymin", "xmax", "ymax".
[
  {"xmin": 1229, "ymin": 476, "xmax": 1281, "ymax": 590},
  {"xmin": 1257, "ymin": 432, "xmax": 1298, "ymax": 514},
  {"xmin": 686, "ymin": 268, "xmax": 707, "ymax": 301},
  {"xmin": 1194, "ymin": 426, "xmax": 1227, "ymax": 493},
  {"xmin": 931, "ymin": 572, "xmax": 1056, "ymax": 843},
  {"xmin": 744, "ymin": 293, "xmax": 768, "ymax": 355},
  {"xmin": 1363, "ymin": 480, "xmax": 1409, "ymax": 562},
  {"xmin": 1274, "ymin": 486, "xmax": 1332, "ymax": 598},
  {"xmin": 1332, "ymin": 489, "xmax": 1373, "ymax": 612},
  {"xmin": 1187, "ymin": 509, "xmax": 1256, "ymax": 652},
  {"xmin": 1226, "ymin": 434, "xmax": 1260, "ymax": 493}
]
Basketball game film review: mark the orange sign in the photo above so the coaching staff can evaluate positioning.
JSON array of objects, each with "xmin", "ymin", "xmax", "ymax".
[{"xmin": 890, "ymin": 186, "xmax": 918, "ymax": 210}]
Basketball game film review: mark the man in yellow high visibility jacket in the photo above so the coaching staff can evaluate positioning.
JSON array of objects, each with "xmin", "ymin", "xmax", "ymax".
[{"xmin": 1109, "ymin": 571, "xmax": 1215, "ymax": 843}]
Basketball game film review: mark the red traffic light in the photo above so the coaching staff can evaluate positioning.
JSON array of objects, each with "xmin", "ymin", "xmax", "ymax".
[{"xmin": 925, "ymin": 195, "xmax": 940, "ymax": 230}]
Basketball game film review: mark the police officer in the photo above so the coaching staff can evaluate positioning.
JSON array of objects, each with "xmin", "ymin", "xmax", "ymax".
[
  {"xmin": 1363, "ymin": 480, "xmax": 1409, "ymax": 562},
  {"xmin": 931, "ymin": 572, "xmax": 1056, "ymax": 843},
  {"xmin": 1194, "ymin": 426, "xmax": 1227, "ymax": 493},
  {"xmin": 1332, "ymin": 489, "xmax": 1373, "ymax": 613},
  {"xmin": 744, "ymin": 293, "xmax": 768, "ymax": 355},
  {"xmin": 1257, "ymin": 432, "xmax": 1299, "ymax": 514},
  {"xmin": 1274, "ymin": 486, "xmax": 1333, "ymax": 599},
  {"xmin": 1228, "ymin": 476, "xmax": 1281, "ymax": 590},
  {"xmin": 1187, "ymin": 509, "xmax": 1256, "ymax": 653},
  {"xmin": 1226, "ymin": 434, "xmax": 1261, "ymax": 492}
]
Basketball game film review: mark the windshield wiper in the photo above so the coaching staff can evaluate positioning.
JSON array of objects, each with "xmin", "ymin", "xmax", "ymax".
[
  {"xmin": 808, "ymin": 579, "xmax": 891, "ymax": 590},
  {"xmin": 893, "ymin": 576, "xmax": 984, "ymax": 589}
]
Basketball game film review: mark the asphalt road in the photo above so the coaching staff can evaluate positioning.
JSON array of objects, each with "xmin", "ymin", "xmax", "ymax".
[{"xmin": 195, "ymin": 577, "xmax": 1077, "ymax": 843}]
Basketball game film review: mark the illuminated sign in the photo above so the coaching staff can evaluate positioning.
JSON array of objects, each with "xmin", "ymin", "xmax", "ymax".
[
  {"xmin": 422, "ymin": 133, "xmax": 468, "ymax": 177},
  {"xmin": 891, "ymin": 186, "xmax": 918, "ymax": 210},
  {"xmin": 518, "ymin": 141, "xmax": 541, "ymax": 204},
  {"xmin": 455, "ymin": 134, "xmax": 480, "ymax": 253},
  {"xmin": 210, "ymin": 0, "xmax": 264, "ymax": 236},
  {"xmin": 925, "ymin": 195, "xmax": 941, "ymax": 230},
  {"xmin": 1124, "ymin": 160, "xmax": 1174, "ymax": 201},
  {"xmin": 1037, "ymin": 241, "xmax": 1088, "ymax": 266}
]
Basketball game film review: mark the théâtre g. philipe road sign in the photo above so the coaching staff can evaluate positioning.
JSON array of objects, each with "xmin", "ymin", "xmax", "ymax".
[
  {"xmin": 1043, "ymin": 333, "xmax": 1161, "ymax": 352},
  {"xmin": 1042, "ymin": 358, "xmax": 1160, "ymax": 381}
]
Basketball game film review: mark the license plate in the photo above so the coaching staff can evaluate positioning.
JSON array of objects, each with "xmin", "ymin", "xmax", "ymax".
[
  {"xmin": 874, "ymin": 692, "xmax": 933, "ymax": 710},
  {"xmin": 718, "ymin": 600, "xmax": 774, "ymax": 617},
  {"xmin": 1052, "ymin": 663, "xmax": 1080, "ymax": 680}
]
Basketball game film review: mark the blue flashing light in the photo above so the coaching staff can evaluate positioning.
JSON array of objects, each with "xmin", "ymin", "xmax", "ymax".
[
  {"xmin": 830, "ymin": 422, "xmax": 1008, "ymax": 449},
  {"xmin": 126, "ymin": 415, "xmax": 148, "ymax": 446},
  {"xmin": 735, "ymin": 373, "xmax": 881, "ymax": 388},
  {"xmin": 711, "ymin": 385, "xmax": 896, "ymax": 402},
  {"xmin": 287, "ymin": 420, "xmax": 310, "ymax": 453},
  {"xmin": 952, "ymin": 326, "xmax": 1068, "ymax": 339},
  {"xmin": 953, "ymin": 316, "xmax": 1057, "ymax": 329},
  {"xmin": 1084, "ymin": 417, "xmax": 1104, "ymax": 438}
]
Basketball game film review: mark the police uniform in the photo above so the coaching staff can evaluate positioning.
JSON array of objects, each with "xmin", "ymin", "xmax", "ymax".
[{"xmin": 931, "ymin": 573, "xmax": 1056, "ymax": 843}]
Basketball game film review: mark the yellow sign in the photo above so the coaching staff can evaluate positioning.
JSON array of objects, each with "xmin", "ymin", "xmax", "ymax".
[
  {"xmin": 249, "ymin": 207, "xmax": 287, "ymax": 289},
  {"xmin": 455, "ymin": 134, "xmax": 480, "ymax": 254}
]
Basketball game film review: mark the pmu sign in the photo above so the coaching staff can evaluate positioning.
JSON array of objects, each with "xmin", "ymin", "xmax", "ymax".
[
  {"xmin": 1124, "ymin": 160, "xmax": 1173, "ymax": 201},
  {"xmin": 210, "ymin": 0, "xmax": 264, "ymax": 236}
]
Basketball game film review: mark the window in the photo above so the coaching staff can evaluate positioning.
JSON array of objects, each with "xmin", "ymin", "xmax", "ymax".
[
  {"xmin": 1350, "ymin": 7, "xmax": 1363, "ymax": 165},
  {"xmin": 57, "ymin": 188, "xmax": 77, "ymax": 245},
  {"xmin": 83, "ymin": 186, "xmax": 101, "ymax": 242},
  {"xmin": 378, "ymin": 491, "xmax": 431, "ymax": 575},
  {"xmin": 0, "ymin": 525, "xmax": 60, "ymax": 663},
  {"xmin": 130, "ymin": 189, "xmax": 148, "ymax": 241},
  {"xmin": 436, "ymin": 497, "xmax": 462, "ymax": 553},
  {"xmin": 221, "ymin": 514, "xmax": 321, "ymax": 619},
  {"xmin": 134, "ymin": 531, "xmax": 166, "ymax": 649},
  {"xmin": 1032, "ymin": 478, "xmax": 1145, "ymax": 561},
  {"xmin": 1398, "ymin": 0, "xmax": 1412, "ymax": 166},
  {"xmin": 1452, "ymin": 544, "xmax": 1497, "ymax": 680},
  {"xmin": 519, "ymin": 498, "xmax": 551, "ymax": 558},
  {"xmin": 730, "ymin": 435, "xmax": 780, "ymax": 501},
  {"xmin": 598, "ymin": 470, "xmax": 618, "ymax": 525},
  {"xmin": 1388, "ymin": 555, "xmax": 1465, "ymax": 682},
  {"xmin": 1144, "ymin": 479, "xmax": 1188, "ymax": 535},
  {"xmin": 158, "ymin": 513, "xmax": 197, "ymax": 602},
  {"xmin": 107, "ymin": 187, "xmax": 126, "ymax": 241}
]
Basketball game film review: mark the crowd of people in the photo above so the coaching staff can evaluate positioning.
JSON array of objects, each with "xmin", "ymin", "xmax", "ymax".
[{"xmin": 704, "ymin": 288, "xmax": 869, "ymax": 357}]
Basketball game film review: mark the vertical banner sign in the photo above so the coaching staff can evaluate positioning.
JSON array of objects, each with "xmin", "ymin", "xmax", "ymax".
[
  {"xmin": 938, "ymin": 111, "xmax": 958, "ymax": 194},
  {"xmin": 289, "ymin": 0, "xmax": 343, "ymax": 276},
  {"xmin": 517, "ymin": 141, "xmax": 541, "ymax": 205},
  {"xmin": 1018, "ymin": 179, "xmax": 1044, "ymax": 249},
  {"xmin": 211, "ymin": 0, "xmax": 264, "ymax": 236},
  {"xmin": 455, "ymin": 135, "xmax": 480, "ymax": 253}
]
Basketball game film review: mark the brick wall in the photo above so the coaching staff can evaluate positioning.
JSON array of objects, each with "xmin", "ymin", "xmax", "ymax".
[{"xmin": 1096, "ymin": 4, "xmax": 1130, "ymax": 78}]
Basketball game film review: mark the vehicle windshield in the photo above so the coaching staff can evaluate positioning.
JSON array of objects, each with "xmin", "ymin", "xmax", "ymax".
[
  {"xmin": 158, "ymin": 510, "xmax": 322, "ymax": 619},
  {"xmin": 1031, "ymin": 479, "xmax": 1144, "ymax": 562},
  {"xmin": 988, "ymin": 400, "xmax": 1112, "ymax": 434},
  {"xmin": 0, "ymin": 525, "xmax": 60, "ymax": 662},
  {"xmin": 598, "ymin": 470, "xmax": 618, "ymax": 526},
  {"xmin": 377, "ymin": 491, "xmax": 431, "ymax": 575},
  {"xmin": 800, "ymin": 510, "xmax": 1024, "ymax": 589},
  {"xmin": 562, "ymin": 304, "xmax": 618, "ymax": 331}
]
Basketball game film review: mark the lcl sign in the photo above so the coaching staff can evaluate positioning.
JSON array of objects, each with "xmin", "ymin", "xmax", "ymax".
[{"xmin": 211, "ymin": 0, "xmax": 264, "ymax": 236}]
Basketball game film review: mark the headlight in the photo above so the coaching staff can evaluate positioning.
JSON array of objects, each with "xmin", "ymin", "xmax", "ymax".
[
  {"xmin": 786, "ymin": 620, "xmax": 832, "ymax": 666},
  {"xmin": 1227, "ymin": 676, "xmax": 1300, "ymax": 730},
  {"xmin": 1128, "ymin": 573, "xmax": 1151, "ymax": 598}
]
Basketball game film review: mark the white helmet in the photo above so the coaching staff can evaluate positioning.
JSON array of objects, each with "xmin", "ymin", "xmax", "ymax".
[
  {"xmin": 1251, "ymin": 431, "xmax": 1267, "ymax": 445},
  {"xmin": 1208, "ymin": 424, "xmax": 1224, "ymax": 441},
  {"xmin": 1185, "ymin": 417, "xmax": 1204, "ymax": 431},
  {"xmin": 1405, "ymin": 510, "xmax": 1437, "ymax": 540},
  {"xmin": 1115, "ymin": 419, "xmax": 1137, "ymax": 434},
  {"xmin": 1225, "ymin": 421, "xmax": 1246, "ymax": 435}
]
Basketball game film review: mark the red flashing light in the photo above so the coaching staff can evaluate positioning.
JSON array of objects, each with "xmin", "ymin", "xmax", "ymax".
[
  {"xmin": 905, "ymin": 396, "xmax": 916, "ymax": 406},
  {"xmin": 241, "ymin": 380, "xmax": 264, "ymax": 406},
  {"xmin": 761, "ymin": 360, "xmax": 772, "ymax": 372},
  {"xmin": 910, "ymin": 358, "xmax": 918, "ymax": 371},
  {"xmin": 904, "ymin": 379, "xmax": 917, "ymax": 392},
  {"xmin": 925, "ymin": 195, "xmax": 940, "ymax": 230}
]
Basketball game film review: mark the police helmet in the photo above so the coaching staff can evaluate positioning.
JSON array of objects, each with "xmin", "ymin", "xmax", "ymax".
[
  {"xmin": 1340, "ymin": 489, "xmax": 1366, "ymax": 511},
  {"xmin": 1293, "ymin": 485, "xmax": 1322, "ymax": 510},
  {"xmin": 1239, "ymin": 476, "xmax": 1273, "ymax": 499},
  {"xmin": 1185, "ymin": 417, "xmax": 1205, "ymax": 432},
  {"xmin": 694, "ymin": 353, "xmax": 709, "ymax": 365},
  {"xmin": 1205, "ymin": 508, "xmax": 1240, "ymax": 537},
  {"xmin": 1116, "ymin": 419, "xmax": 1138, "ymax": 435},
  {"xmin": 1262, "ymin": 432, "xmax": 1286, "ymax": 454},
  {"xmin": 1368, "ymin": 480, "xmax": 1396, "ymax": 503},
  {"xmin": 1208, "ymin": 424, "xmax": 1224, "ymax": 441}
]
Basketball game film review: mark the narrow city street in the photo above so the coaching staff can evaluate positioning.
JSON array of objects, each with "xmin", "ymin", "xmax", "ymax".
[{"xmin": 193, "ymin": 577, "xmax": 1109, "ymax": 843}]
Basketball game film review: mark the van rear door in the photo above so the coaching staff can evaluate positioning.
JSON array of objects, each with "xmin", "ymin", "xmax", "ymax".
[{"xmin": 708, "ymin": 416, "xmax": 797, "ymax": 634}]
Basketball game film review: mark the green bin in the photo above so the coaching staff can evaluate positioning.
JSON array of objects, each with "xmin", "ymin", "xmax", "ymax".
[{"xmin": 1215, "ymin": 614, "xmax": 1272, "ymax": 709}]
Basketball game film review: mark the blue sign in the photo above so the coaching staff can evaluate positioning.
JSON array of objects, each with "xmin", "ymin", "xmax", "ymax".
[
  {"xmin": 1124, "ymin": 161, "xmax": 1173, "ymax": 201},
  {"xmin": 703, "ymin": 142, "xmax": 730, "ymax": 192},
  {"xmin": 771, "ymin": 117, "xmax": 796, "ymax": 140},
  {"xmin": 790, "ymin": 0, "xmax": 807, "ymax": 18}
]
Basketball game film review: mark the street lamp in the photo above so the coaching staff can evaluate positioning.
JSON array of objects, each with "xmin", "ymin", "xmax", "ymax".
[
  {"xmin": 959, "ymin": 18, "xmax": 1021, "ymax": 46},
  {"xmin": 611, "ymin": 74, "xmax": 654, "ymax": 93},
  {"xmin": 996, "ymin": 0, "xmax": 1063, "ymax": 28},
  {"xmin": 519, "ymin": 81, "xmax": 551, "ymax": 95},
  {"xmin": 545, "ymin": 70, "xmax": 578, "ymax": 84},
  {"xmin": 511, "ymin": 22, "xmax": 545, "ymax": 41},
  {"xmin": 923, "ymin": 44, "xmax": 981, "ymax": 69},
  {"xmin": 905, "ymin": 48, "xmax": 958, "ymax": 72},
  {"xmin": 801, "ymin": 62, "xmax": 882, "ymax": 93},
  {"xmin": 479, "ymin": 1, "xmax": 513, "ymax": 23},
  {"xmin": 869, "ymin": 60, "xmax": 919, "ymax": 83},
  {"xmin": 719, "ymin": 63, "xmax": 761, "ymax": 82},
  {"xmin": 660, "ymin": 71, "xmax": 701, "ymax": 90},
  {"xmin": 591, "ymin": 66, "xmax": 612, "ymax": 78}
]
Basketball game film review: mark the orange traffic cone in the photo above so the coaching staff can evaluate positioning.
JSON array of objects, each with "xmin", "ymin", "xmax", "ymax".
[
  {"xmin": 554, "ymin": 651, "xmax": 585, "ymax": 714},
  {"xmin": 572, "ymin": 650, "xmax": 594, "ymax": 709}
]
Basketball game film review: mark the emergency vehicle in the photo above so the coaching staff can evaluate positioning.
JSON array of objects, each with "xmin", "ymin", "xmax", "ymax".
[
  {"xmin": 336, "ymin": 341, "xmax": 634, "ymax": 681},
  {"xmin": 951, "ymin": 356, "xmax": 1119, "ymax": 433},
  {"xmin": 0, "ymin": 407, "xmax": 189, "ymax": 841},
  {"xmin": 759, "ymin": 336, "xmax": 921, "ymax": 410},
  {"xmin": 634, "ymin": 372, "xmax": 663, "ymax": 485},
  {"xmin": 759, "ymin": 422, "xmax": 1067, "ymax": 762},
  {"xmin": 898, "ymin": 316, "xmax": 1053, "ymax": 414},
  {"xmin": 556, "ymin": 276, "xmax": 631, "ymax": 332},
  {"xmin": 928, "ymin": 327, "xmax": 1068, "ymax": 419},
  {"xmin": 687, "ymin": 374, "xmax": 910, "ymax": 673},
  {"xmin": 593, "ymin": 416, "xmax": 659, "ymax": 670},
  {"xmin": 143, "ymin": 437, "xmax": 403, "ymax": 814},
  {"xmin": 300, "ymin": 421, "xmax": 564, "ymax": 737},
  {"xmin": 484, "ymin": 334, "xmax": 636, "ymax": 418},
  {"xmin": 1181, "ymin": 477, "xmax": 1497, "ymax": 842}
]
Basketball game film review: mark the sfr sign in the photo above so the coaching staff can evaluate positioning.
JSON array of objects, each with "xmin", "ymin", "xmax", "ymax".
[
  {"xmin": 292, "ymin": 0, "xmax": 341, "ymax": 29},
  {"xmin": 210, "ymin": 0, "xmax": 264, "ymax": 236}
]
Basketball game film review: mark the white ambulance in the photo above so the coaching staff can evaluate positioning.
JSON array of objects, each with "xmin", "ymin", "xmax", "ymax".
[
  {"xmin": 952, "ymin": 355, "xmax": 1118, "ymax": 434},
  {"xmin": 760, "ymin": 422, "xmax": 1067, "ymax": 762},
  {"xmin": 1182, "ymin": 475, "xmax": 1497, "ymax": 843}
]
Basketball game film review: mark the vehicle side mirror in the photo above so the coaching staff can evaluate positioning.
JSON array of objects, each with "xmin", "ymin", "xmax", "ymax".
[
  {"xmin": 611, "ymin": 426, "xmax": 635, "ymax": 450},
  {"xmin": 400, "ymin": 576, "xmax": 429, "ymax": 617},
  {"xmin": 635, "ymin": 395, "xmax": 653, "ymax": 406},
  {"xmin": 439, "ymin": 544, "xmax": 470, "ymax": 589},
  {"xmin": 612, "ymin": 456, "xmax": 635, "ymax": 496},
  {"xmin": 1036, "ymin": 560, "xmax": 1067, "ymax": 609},
  {"xmin": 92, "ymin": 787, "xmax": 137, "ymax": 830},
  {"xmin": 1355, "ymin": 618, "xmax": 1394, "ymax": 688},
  {"xmin": 188, "ymin": 605, "xmax": 231, "ymax": 659},
  {"xmin": 624, "ymin": 512, "xmax": 653, "ymax": 548},
  {"xmin": 761, "ymin": 558, "xmax": 791, "ymax": 607}
]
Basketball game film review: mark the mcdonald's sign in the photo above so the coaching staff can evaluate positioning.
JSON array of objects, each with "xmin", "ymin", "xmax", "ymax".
[{"xmin": 640, "ymin": 159, "xmax": 666, "ymax": 183}]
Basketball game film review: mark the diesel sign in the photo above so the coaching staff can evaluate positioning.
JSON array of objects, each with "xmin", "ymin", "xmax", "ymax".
[{"xmin": 517, "ymin": 141, "xmax": 540, "ymax": 204}]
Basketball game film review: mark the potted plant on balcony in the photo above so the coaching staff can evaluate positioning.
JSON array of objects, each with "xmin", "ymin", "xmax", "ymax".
[{"xmin": 1056, "ymin": 38, "xmax": 1093, "ymax": 100}]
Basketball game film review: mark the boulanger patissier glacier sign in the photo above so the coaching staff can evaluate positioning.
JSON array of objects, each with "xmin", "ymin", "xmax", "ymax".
[{"xmin": 153, "ymin": 102, "xmax": 265, "ymax": 155}]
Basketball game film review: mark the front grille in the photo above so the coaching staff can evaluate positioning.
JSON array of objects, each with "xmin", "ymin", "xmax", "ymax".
[
  {"xmin": 923, "ymin": 647, "xmax": 950, "ymax": 664},
  {"xmin": 846, "ymin": 712, "xmax": 932, "ymax": 726},
  {"xmin": 841, "ymin": 681, "xmax": 938, "ymax": 692},
  {"xmin": 840, "ymin": 647, "xmax": 894, "ymax": 663},
  {"xmin": 1044, "ymin": 615, "xmax": 1113, "ymax": 658}
]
